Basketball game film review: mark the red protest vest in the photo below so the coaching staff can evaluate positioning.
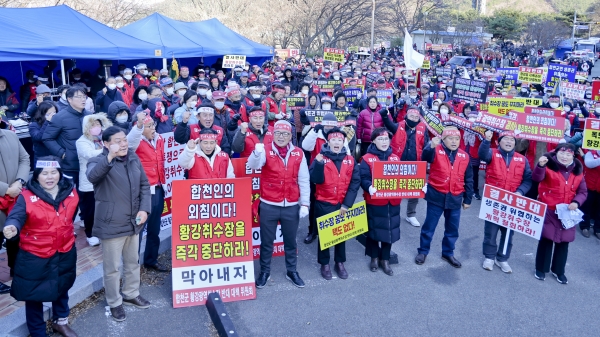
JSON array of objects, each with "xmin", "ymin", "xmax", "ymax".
[
  {"xmin": 315, "ymin": 155, "xmax": 355, "ymax": 205},
  {"xmin": 310, "ymin": 137, "xmax": 327, "ymax": 164},
  {"xmin": 134, "ymin": 74, "xmax": 150, "ymax": 88},
  {"xmin": 187, "ymin": 151, "xmax": 230, "ymax": 179},
  {"xmin": 485, "ymin": 149, "xmax": 526, "ymax": 192},
  {"xmin": 241, "ymin": 126, "xmax": 274, "ymax": 158},
  {"xmin": 19, "ymin": 188, "xmax": 78, "ymax": 258},
  {"xmin": 362, "ymin": 152, "xmax": 402, "ymax": 206},
  {"xmin": 262, "ymin": 97, "xmax": 287, "ymax": 127},
  {"xmin": 584, "ymin": 151, "xmax": 600, "ymax": 192},
  {"xmin": 259, "ymin": 144, "xmax": 303, "ymax": 203},
  {"xmin": 189, "ymin": 124, "xmax": 224, "ymax": 145},
  {"xmin": 135, "ymin": 135, "xmax": 166, "ymax": 186},
  {"xmin": 390, "ymin": 121, "xmax": 426, "ymax": 160},
  {"xmin": 538, "ymin": 167, "xmax": 583, "ymax": 210},
  {"xmin": 428, "ymin": 145, "xmax": 470, "ymax": 195}
]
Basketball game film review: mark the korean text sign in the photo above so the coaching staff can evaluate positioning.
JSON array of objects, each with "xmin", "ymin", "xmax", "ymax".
[
  {"xmin": 506, "ymin": 113, "xmax": 565, "ymax": 143},
  {"xmin": 317, "ymin": 201, "xmax": 368, "ymax": 251},
  {"xmin": 451, "ymin": 78, "xmax": 488, "ymax": 104},
  {"xmin": 478, "ymin": 184, "xmax": 546, "ymax": 240},
  {"xmin": 517, "ymin": 66, "xmax": 544, "ymax": 84},
  {"xmin": 304, "ymin": 109, "xmax": 354, "ymax": 126},
  {"xmin": 230, "ymin": 158, "xmax": 284, "ymax": 259},
  {"xmin": 560, "ymin": 82, "xmax": 586, "ymax": 100},
  {"xmin": 582, "ymin": 118, "xmax": 600, "ymax": 150},
  {"xmin": 485, "ymin": 96, "xmax": 542, "ymax": 116},
  {"xmin": 592, "ymin": 81, "xmax": 600, "ymax": 101},
  {"xmin": 545, "ymin": 64, "xmax": 576, "ymax": 90},
  {"xmin": 371, "ymin": 161, "xmax": 427, "ymax": 199},
  {"xmin": 171, "ymin": 178, "xmax": 255, "ymax": 308},
  {"xmin": 222, "ymin": 55, "xmax": 247, "ymax": 69},
  {"xmin": 284, "ymin": 96, "xmax": 306, "ymax": 111},
  {"xmin": 162, "ymin": 132, "xmax": 186, "ymax": 230},
  {"xmin": 323, "ymin": 48, "xmax": 345, "ymax": 63},
  {"xmin": 315, "ymin": 79, "xmax": 342, "ymax": 93}
]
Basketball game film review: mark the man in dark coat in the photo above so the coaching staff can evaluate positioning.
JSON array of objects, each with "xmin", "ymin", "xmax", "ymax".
[
  {"xmin": 42, "ymin": 86, "xmax": 90, "ymax": 191},
  {"xmin": 95, "ymin": 76, "xmax": 124, "ymax": 113},
  {"xmin": 86, "ymin": 126, "xmax": 152, "ymax": 322}
]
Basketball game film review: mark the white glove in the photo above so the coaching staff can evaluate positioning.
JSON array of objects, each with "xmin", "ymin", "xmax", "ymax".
[
  {"xmin": 422, "ymin": 184, "xmax": 428, "ymax": 194},
  {"xmin": 206, "ymin": 91, "xmax": 212, "ymax": 99},
  {"xmin": 356, "ymin": 92, "xmax": 362, "ymax": 99},
  {"xmin": 275, "ymin": 113, "xmax": 284, "ymax": 120},
  {"xmin": 254, "ymin": 143, "xmax": 265, "ymax": 153},
  {"xmin": 368, "ymin": 185, "xmax": 377, "ymax": 196},
  {"xmin": 357, "ymin": 139, "xmax": 362, "ymax": 144},
  {"xmin": 299, "ymin": 206, "xmax": 309, "ymax": 218}
]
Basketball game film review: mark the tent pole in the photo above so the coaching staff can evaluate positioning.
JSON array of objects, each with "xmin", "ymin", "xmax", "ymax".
[
  {"xmin": 60, "ymin": 59, "xmax": 66, "ymax": 86},
  {"xmin": 163, "ymin": 58, "xmax": 167, "ymax": 70}
]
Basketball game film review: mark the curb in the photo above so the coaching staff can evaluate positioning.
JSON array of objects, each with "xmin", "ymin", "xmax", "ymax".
[{"xmin": 0, "ymin": 231, "xmax": 172, "ymax": 337}]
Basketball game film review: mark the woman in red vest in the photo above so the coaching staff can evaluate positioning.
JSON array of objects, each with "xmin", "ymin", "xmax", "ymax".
[
  {"xmin": 178, "ymin": 128, "xmax": 235, "ymax": 179},
  {"xmin": 533, "ymin": 144, "xmax": 587, "ymax": 284},
  {"xmin": 416, "ymin": 127, "xmax": 473, "ymax": 268},
  {"xmin": 3, "ymin": 157, "xmax": 79, "ymax": 337},
  {"xmin": 580, "ymin": 149, "xmax": 600, "ymax": 238},
  {"xmin": 309, "ymin": 127, "xmax": 360, "ymax": 280},
  {"xmin": 359, "ymin": 127, "xmax": 401, "ymax": 276}
]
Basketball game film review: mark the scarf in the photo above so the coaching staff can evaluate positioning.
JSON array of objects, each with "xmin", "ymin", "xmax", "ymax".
[{"xmin": 274, "ymin": 143, "xmax": 289, "ymax": 158}]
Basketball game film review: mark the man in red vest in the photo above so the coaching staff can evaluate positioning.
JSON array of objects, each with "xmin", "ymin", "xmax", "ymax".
[
  {"xmin": 248, "ymin": 120, "xmax": 310, "ymax": 289},
  {"xmin": 174, "ymin": 104, "xmax": 231, "ymax": 154},
  {"xmin": 416, "ymin": 127, "xmax": 473, "ymax": 268},
  {"xmin": 580, "ymin": 149, "xmax": 600, "ymax": 239},
  {"xmin": 478, "ymin": 130, "xmax": 532, "ymax": 273},
  {"xmin": 178, "ymin": 128, "xmax": 235, "ymax": 179},
  {"xmin": 381, "ymin": 105, "xmax": 429, "ymax": 227},
  {"xmin": 131, "ymin": 115, "xmax": 169, "ymax": 272},
  {"xmin": 309, "ymin": 127, "xmax": 360, "ymax": 280},
  {"xmin": 230, "ymin": 107, "xmax": 273, "ymax": 157},
  {"xmin": 262, "ymin": 84, "xmax": 289, "ymax": 127}
]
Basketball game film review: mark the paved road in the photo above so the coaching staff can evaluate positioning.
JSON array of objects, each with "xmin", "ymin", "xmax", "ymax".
[{"xmin": 69, "ymin": 175, "xmax": 600, "ymax": 337}]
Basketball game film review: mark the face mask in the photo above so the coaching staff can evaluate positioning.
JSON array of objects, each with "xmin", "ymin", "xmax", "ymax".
[
  {"xmin": 178, "ymin": 90, "xmax": 186, "ymax": 96},
  {"xmin": 89, "ymin": 126, "xmax": 102, "ymax": 136},
  {"xmin": 61, "ymin": 94, "xmax": 66, "ymax": 101},
  {"xmin": 564, "ymin": 106, "xmax": 571, "ymax": 112},
  {"xmin": 333, "ymin": 76, "xmax": 340, "ymax": 80},
  {"xmin": 469, "ymin": 117, "xmax": 476, "ymax": 122},
  {"xmin": 433, "ymin": 105, "xmax": 439, "ymax": 110},
  {"xmin": 586, "ymin": 94, "xmax": 592, "ymax": 98},
  {"xmin": 214, "ymin": 101, "xmax": 225, "ymax": 109},
  {"xmin": 116, "ymin": 82, "xmax": 124, "ymax": 88},
  {"xmin": 166, "ymin": 87, "xmax": 174, "ymax": 95},
  {"xmin": 301, "ymin": 89, "xmax": 309, "ymax": 95},
  {"xmin": 141, "ymin": 70, "xmax": 148, "ymax": 76},
  {"xmin": 362, "ymin": 72, "xmax": 367, "ymax": 76},
  {"xmin": 198, "ymin": 89, "xmax": 207, "ymax": 96},
  {"xmin": 322, "ymin": 104, "xmax": 331, "ymax": 110},
  {"xmin": 187, "ymin": 101, "xmax": 196, "ymax": 109},
  {"xmin": 116, "ymin": 115, "xmax": 128, "ymax": 123},
  {"xmin": 409, "ymin": 95, "xmax": 417, "ymax": 99},
  {"xmin": 28, "ymin": 79, "xmax": 35, "ymax": 83},
  {"xmin": 138, "ymin": 93, "xmax": 148, "ymax": 100},
  {"xmin": 107, "ymin": 84, "xmax": 116, "ymax": 90},
  {"xmin": 124, "ymin": 74, "xmax": 132, "ymax": 80},
  {"xmin": 73, "ymin": 77, "xmax": 81, "ymax": 81},
  {"xmin": 501, "ymin": 92, "xmax": 507, "ymax": 96},
  {"xmin": 440, "ymin": 107, "xmax": 449, "ymax": 114},
  {"xmin": 252, "ymin": 93, "xmax": 261, "ymax": 99},
  {"xmin": 549, "ymin": 102, "xmax": 559, "ymax": 109}
]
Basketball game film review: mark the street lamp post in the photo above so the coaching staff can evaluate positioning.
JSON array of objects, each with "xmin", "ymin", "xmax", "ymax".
[
  {"xmin": 423, "ymin": 12, "xmax": 428, "ymax": 52},
  {"xmin": 370, "ymin": 0, "xmax": 375, "ymax": 61}
]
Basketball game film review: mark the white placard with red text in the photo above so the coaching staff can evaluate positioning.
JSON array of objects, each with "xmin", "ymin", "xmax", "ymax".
[
  {"xmin": 478, "ymin": 184, "xmax": 547, "ymax": 240},
  {"xmin": 161, "ymin": 132, "xmax": 186, "ymax": 230}
]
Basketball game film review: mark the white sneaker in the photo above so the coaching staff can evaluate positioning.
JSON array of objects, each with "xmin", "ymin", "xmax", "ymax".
[
  {"xmin": 405, "ymin": 217, "xmax": 420, "ymax": 227},
  {"xmin": 495, "ymin": 259, "xmax": 512, "ymax": 273},
  {"xmin": 482, "ymin": 258, "xmax": 494, "ymax": 271},
  {"xmin": 86, "ymin": 236, "xmax": 100, "ymax": 247}
]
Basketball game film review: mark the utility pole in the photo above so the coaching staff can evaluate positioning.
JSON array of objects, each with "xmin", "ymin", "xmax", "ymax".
[
  {"xmin": 571, "ymin": 11, "xmax": 577, "ymax": 49},
  {"xmin": 370, "ymin": 0, "xmax": 375, "ymax": 61}
]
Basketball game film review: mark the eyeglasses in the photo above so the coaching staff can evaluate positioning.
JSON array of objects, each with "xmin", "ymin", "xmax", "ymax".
[
  {"xmin": 274, "ymin": 132, "xmax": 291, "ymax": 138},
  {"xmin": 72, "ymin": 95, "xmax": 87, "ymax": 100},
  {"xmin": 375, "ymin": 137, "xmax": 390, "ymax": 142}
]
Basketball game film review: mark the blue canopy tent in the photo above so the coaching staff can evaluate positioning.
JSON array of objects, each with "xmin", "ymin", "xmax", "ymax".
[
  {"xmin": 0, "ymin": 5, "xmax": 164, "ymax": 97},
  {"xmin": 118, "ymin": 13, "xmax": 272, "ymax": 68}
]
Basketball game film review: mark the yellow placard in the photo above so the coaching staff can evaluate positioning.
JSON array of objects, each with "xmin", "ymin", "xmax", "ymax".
[
  {"xmin": 517, "ymin": 66, "xmax": 544, "ymax": 84},
  {"xmin": 317, "ymin": 201, "xmax": 368, "ymax": 251},
  {"xmin": 583, "ymin": 119, "xmax": 600, "ymax": 150},
  {"xmin": 348, "ymin": 46, "xmax": 359, "ymax": 52},
  {"xmin": 422, "ymin": 57, "xmax": 430, "ymax": 69},
  {"xmin": 323, "ymin": 48, "xmax": 345, "ymax": 63},
  {"xmin": 486, "ymin": 97, "xmax": 543, "ymax": 116}
]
